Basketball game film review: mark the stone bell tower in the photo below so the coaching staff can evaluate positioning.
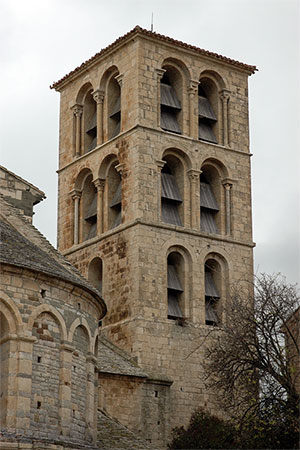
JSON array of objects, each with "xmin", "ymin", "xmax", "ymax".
[{"xmin": 52, "ymin": 25, "xmax": 256, "ymax": 441}]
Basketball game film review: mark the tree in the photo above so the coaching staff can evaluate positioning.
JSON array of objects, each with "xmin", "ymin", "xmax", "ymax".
[
  {"xmin": 203, "ymin": 273, "xmax": 299, "ymax": 447},
  {"xmin": 168, "ymin": 408, "xmax": 236, "ymax": 449}
]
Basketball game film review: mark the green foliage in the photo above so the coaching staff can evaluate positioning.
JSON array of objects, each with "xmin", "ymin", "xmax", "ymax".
[
  {"xmin": 168, "ymin": 408, "xmax": 236, "ymax": 449},
  {"xmin": 168, "ymin": 405, "xmax": 300, "ymax": 449}
]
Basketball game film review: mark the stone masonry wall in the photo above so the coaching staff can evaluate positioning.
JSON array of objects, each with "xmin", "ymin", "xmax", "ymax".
[{"xmin": 0, "ymin": 265, "xmax": 101, "ymax": 446}]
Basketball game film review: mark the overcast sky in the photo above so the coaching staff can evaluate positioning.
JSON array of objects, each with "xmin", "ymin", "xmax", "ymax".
[{"xmin": 1, "ymin": 0, "xmax": 299, "ymax": 284}]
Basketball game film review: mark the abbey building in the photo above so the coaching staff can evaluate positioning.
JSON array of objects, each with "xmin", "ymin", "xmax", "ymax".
[{"xmin": 0, "ymin": 26, "xmax": 256, "ymax": 449}]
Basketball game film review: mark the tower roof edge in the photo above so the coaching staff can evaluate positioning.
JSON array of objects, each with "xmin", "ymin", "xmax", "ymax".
[{"xmin": 50, "ymin": 26, "xmax": 257, "ymax": 91}]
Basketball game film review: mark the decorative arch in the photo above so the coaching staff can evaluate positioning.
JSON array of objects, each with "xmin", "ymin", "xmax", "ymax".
[
  {"xmin": 201, "ymin": 157, "xmax": 229, "ymax": 179},
  {"xmin": 98, "ymin": 153, "xmax": 119, "ymax": 179},
  {"xmin": 68, "ymin": 318, "xmax": 92, "ymax": 352},
  {"xmin": 27, "ymin": 304, "xmax": 67, "ymax": 342},
  {"xmin": 74, "ymin": 167, "xmax": 94, "ymax": 191},
  {"xmin": 0, "ymin": 291, "xmax": 23, "ymax": 335},
  {"xmin": 161, "ymin": 147, "xmax": 192, "ymax": 171},
  {"xmin": 161, "ymin": 57, "xmax": 191, "ymax": 81},
  {"xmin": 75, "ymin": 82, "xmax": 95, "ymax": 105},
  {"xmin": 199, "ymin": 69, "xmax": 226, "ymax": 91}
]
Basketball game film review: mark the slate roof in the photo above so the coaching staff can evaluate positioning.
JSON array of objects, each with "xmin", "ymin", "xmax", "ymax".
[
  {"xmin": 98, "ymin": 336, "xmax": 148, "ymax": 378},
  {"xmin": 0, "ymin": 196, "xmax": 106, "ymax": 317},
  {"xmin": 51, "ymin": 26, "xmax": 257, "ymax": 90},
  {"xmin": 97, "ymin": 410, "xmax": 152, "ymax": 449}
]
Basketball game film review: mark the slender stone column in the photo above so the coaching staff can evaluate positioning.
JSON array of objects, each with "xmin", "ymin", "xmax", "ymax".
[
  {"xmin": 93, "ymin": 178, "xmax": 105, "ymax": 235},
  {"xmin": 86, "ymin": 354, "xmax": 97, "ymax": 442},
  {"xmin": 115, "ymin": 74, "xmax": 123, "ymax": 132},
  {"xmin": 71, "ymin": 190, "xmax": 81, "ymax": 245},
  {"xmin": 156, "ymin": 160, "xmax": 166, "ymax": 222},
  {"xmin": 188, "ymin": 169, "xmax": 201, "ymax": 229},
  {"xmin": 220, "ymin": 89, "xmax": 231, "ymax": 147},
  {"xmin": 188, "ymin": 80, "xmax": 199, "ymax": 139},
  {"xmin": 59, "ymin": 342, "xmax": 74, "ymax": 437},
  {"xmin": 71, "ymin": 104, "xmax": 83, "ymax": 157},
  {"xmin": 92, "ymin": 90, "xmax": 105, "ymax": 146},
  {"xmin": 155, "ymin": 69, "xmax": 166, "ymax": 128},
  {"xmin": 222, "ymin": 179, "xmax": 233, "ymax": 235}
]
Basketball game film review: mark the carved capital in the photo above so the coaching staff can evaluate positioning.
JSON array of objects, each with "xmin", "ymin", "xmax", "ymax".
[
  {"xmin": 219, "ymin": 89, "xmax": 231, "ymax": 102},
  {"xmin": 155, "ymin": 68, "xmax": 166, "ymax": 81},
  {"xmin": 71, "ymin": 104, "xmax": 83, "ymax": 117},
  {"xmin": 187, "ymin": 168, "xmax": 201, "ymax": 182},
  {"xmin": 115, "ymin": 73, "xmax": 123, "ymax": 87},
  {"xmin": 115, "ymin": 163, "xmax": 124, "ymax": 175},
  {"xmin": 222, "ymin": 178, "xmax": 235, "ymax": 190},
  {"xmin": 93, "ymin": 178, "xmax": 105, "ymax": 191},
  {"xmin": 156, "ymin": 159, "xmax": 166, "ymax": 172},
  {"xmin": 188, "ymin": 79, "xmax": 199, "ymax": 94},
  {"xmin": 92, "ymin": 89, "xmax": 105, "ymax": 104},
  {"xmin": 70, "ymin": 189, "xmax": 81, "ymax": 200}
]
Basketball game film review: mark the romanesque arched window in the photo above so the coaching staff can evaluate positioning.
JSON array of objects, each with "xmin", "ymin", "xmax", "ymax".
[
  {"xmin": 82, "ymin": 174, "xmax": 97, "ymax": 240},
  {"xmin": 204, "ymin": 260, "xmax": 220, "ymax": 326},
  {"xmin": 198, "ymin": 79, "xmax": 218, "ymax": 144},
  {"xmin": 200, "ymin": 171, "xmax": 219, "ymax": 234},
  {"xmin": 108, "ymin": 76, "xmax": 121, "ymax": 140},
  {"xmin": 167, "ymin": 252, "xmax": 184, "ymax": 320},
  {"xmin": 83, "ymin": 90, "xmax": 97, "ymax": 153},
  {"xmin": 161, "ymin": 155, "xmax": 184, "ymax": 226},
  {"xmin": 160, "ymin": 68, "xmax": 182, "ymax": 134},
  {"xmin": 107, "ymin": 164, "xmax": 122, "ymax": 229},
  {"xmin": 88, "ymin": 257, "xmax": 103, "ymax": 294}
]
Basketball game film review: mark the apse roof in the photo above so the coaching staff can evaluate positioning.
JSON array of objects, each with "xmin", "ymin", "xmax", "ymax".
[{"xmin": 0, "ymin": 195, "xmax": 106, "ymax": 317}]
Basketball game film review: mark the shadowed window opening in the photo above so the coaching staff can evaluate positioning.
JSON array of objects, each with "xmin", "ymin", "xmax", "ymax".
[
  {"xmin": 198, "ymin": 84, "xmax": 217, "ymax": 144},
  {"xmin": 200, "ymin": 173, "xmax": 219, "ymax": 234},
  {"xmin": 205, "ymin": 263, "xmax": 220, "ymax": 326},
  {"xmin": 161, "ymin": 163, "xmax": 182, "ymax": 226},
  {"xmin": 167, "ymin": 253, "xmax": 184, "ymax": 320},
  {"xmin": 160, "ymin": 72, "xmax": 181, "ymax": 134}
]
